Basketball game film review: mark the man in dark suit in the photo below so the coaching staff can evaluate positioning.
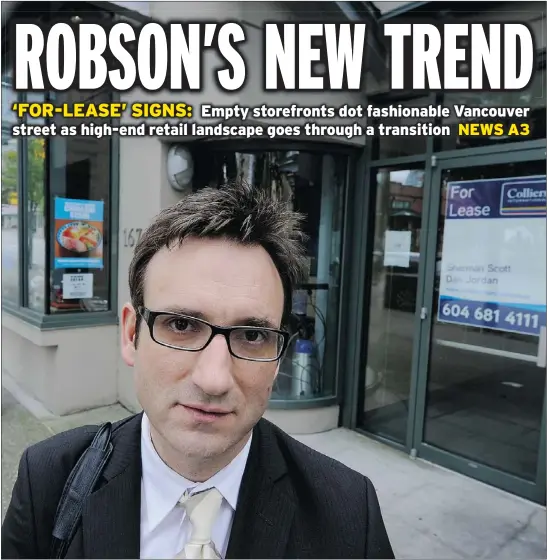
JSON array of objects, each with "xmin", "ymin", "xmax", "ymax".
[{"xmin": 3, "ymin": 181, "xmax": 394, "ymax": 559}]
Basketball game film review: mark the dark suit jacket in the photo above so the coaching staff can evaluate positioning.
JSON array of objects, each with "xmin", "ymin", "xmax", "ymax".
[{"xmin": 2, "ymin": 413, "xmax": 394, "ymax": 559}]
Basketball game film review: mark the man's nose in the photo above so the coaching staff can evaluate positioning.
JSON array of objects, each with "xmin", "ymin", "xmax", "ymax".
[{"xmin": 191, "ymin": 334, "xmax": 235, "ymax": 396}]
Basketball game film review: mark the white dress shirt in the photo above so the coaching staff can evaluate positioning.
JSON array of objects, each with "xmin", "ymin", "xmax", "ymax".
[{"xmin": 139, "ymin": 413, "xmax": 252, "ymax": 559}]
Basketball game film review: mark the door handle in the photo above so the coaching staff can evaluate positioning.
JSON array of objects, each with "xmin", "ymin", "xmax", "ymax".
[{"xmin": 420, "ymin": 307, "xmax": 428, "ymax": 320}]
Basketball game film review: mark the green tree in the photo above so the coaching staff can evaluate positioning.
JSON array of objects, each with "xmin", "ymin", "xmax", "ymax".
[
  {"xmin": 1, "ymin": 147, "xmax": 18, "ymax": 204},
  {"xmin": 1, "ymin": 137, "xmax": 45, "ymax": 209},
  {"xmin": 27, "ymin": 138, "xmax": 45, "ymax": 212},
  {"xmin": 2, "ymin": 137, "xmax": 45, "ymax": 265},
  {"xmin": 26, "ymin": 138, "xmax": 45, "ymax": 267}
]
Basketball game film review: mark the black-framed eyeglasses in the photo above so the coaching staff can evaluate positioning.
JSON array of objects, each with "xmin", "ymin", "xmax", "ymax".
[{"xmin": 138, "ymin": 307, "xmax": 290, "ymax": 362}]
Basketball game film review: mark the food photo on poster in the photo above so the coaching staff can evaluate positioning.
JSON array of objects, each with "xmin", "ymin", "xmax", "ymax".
[
  {"xmin": 54, "ymin": 197, "xmax": 104, "ymax": 269},
  {"xmin": 437, "ymin": 175, "xmax": 546, "ymax": 336}
]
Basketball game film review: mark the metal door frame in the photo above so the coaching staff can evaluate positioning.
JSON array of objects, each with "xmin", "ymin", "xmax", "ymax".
[{"xmin": 410, "ymin": 146, "xmax": 547, "ymax": 504}]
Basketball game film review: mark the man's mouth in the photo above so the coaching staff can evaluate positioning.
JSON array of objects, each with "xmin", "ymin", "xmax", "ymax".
[{"xmin": 179, "ymin": 403, "xmax": 232, "ymax": 423}]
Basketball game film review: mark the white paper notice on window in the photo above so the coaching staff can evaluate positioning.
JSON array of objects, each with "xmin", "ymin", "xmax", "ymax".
[
  {"xmin": 384, "ymin": 231, "xmax": 412, "ymax": 268},
  {"xmin": 62, "ymin": 273, "xmax": 93, "ymax": 299}
]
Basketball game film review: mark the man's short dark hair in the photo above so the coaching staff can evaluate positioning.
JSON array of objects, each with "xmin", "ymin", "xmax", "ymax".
[{"xmin": 128, "ymin": 181, "xmax": 309, "ymax": 337}]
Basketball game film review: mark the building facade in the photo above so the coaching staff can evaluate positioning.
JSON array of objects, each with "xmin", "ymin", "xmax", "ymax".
[{"xmin": 2, "ymin": 0, "xmax": 546, "ymax": 504}]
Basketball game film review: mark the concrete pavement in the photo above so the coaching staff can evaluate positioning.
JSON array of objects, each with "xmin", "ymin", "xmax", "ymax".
[
  {"xmin": 2, "ymin": 386, "xmax": 546, "ymax": 559},
  {"xmin": 295, "ymin": 429, "xmax": 546, "ymax": 559},
  {"xmin": 2, "ymin": 388, "xmax": 53, "ymax": 518}
]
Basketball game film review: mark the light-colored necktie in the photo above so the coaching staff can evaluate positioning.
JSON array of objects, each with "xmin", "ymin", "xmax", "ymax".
[{"xmin": 175, "ymin": 488, "xmax": 223, "ymax": 559}]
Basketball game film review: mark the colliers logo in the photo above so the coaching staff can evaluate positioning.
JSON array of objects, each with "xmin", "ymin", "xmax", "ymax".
[{"xmin": 500, "ymin": 179, "xmax": 546, "ymax": 216}]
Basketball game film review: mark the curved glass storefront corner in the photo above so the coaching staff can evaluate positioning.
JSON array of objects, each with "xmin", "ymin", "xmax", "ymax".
[{"xmin": 193, "ymin": 147, "xmax": 348, "ymax": 406}]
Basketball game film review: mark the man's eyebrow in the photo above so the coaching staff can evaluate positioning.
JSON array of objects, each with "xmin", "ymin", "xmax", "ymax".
[
  {"xmin": 156, "ymin": 307, "xmax": 279, "ymax": 330},
  {"xmin": 234, "ymin": 317, "xmax": 278, "ymax": 330},
  {"xmin": 160, "ymin": 306, "xmax": 208, "ymax": 320}
]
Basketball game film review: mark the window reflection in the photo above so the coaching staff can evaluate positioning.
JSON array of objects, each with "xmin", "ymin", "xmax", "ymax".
[
  {"xmin": 195, "ymin": 149, "xmax": 347, "ymax": 400},
  {"xmin": 1, "ymin": 73, "xmax": 20, "ymax": 305},
  {"xmin": 360, "ymin": 167, "xmax": 425, "ymax": 443},
  {"xmin": 425, "ymin": 161, "xmax": 546, "ymax": 480},
  {"xmin": 49, "ymin": 89, "xmax": 112, "ymax": 313},
  {"xmin": 26, "ymin": 93, "xmax": 47, "ymax": 312}
]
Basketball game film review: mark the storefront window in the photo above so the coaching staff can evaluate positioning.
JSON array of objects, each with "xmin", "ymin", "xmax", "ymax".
[
  {"xmin": 1, "ymin": 73, "xmax": 20, "ymax": 305},
  {"xmin": 26, "ymin": 93, "xmax": 47, "ymax": 312},
  {"xmin": 0, "ymin": 83, "xmax": 114, "ymax": 318},
  {"xmin": 439, "ymin": 67, "xmax": 546, "ymax": 151},
  {"xmin": 424, "ymin": 160, "xmax": 546, "ymax": 481},
  {"xmin": 2, "ymin": 4, "xmax": 117, "ymax": 322},
  {"xmin": 195, "ymin": 149, "xmax": 347, "ymax": 401},
  {"xmin": 48, "ymin": 89, "xmax": 112, "ymax": 314}
]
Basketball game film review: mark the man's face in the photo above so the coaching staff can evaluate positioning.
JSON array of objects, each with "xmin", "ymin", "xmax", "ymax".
[{"xmin": 121, "ymin": 237, "xmax": 285, "ymax": 466}]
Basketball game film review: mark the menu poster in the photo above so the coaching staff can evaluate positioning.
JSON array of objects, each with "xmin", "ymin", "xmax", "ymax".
[
  {"xmin": 62, "ymin": 273, "xmax": 94, "ymax": 299},
  {"xmin": 54, "ymin": 198, "xmax": 104, "ymax": 269}
]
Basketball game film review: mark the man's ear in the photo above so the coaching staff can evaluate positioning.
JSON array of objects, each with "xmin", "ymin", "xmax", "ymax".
[{"xmin": 121, "ymin": 303, "xmax": 137, "ymax": 367}]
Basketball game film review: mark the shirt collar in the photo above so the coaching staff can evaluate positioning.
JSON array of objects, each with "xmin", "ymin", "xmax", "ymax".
[{"xmin": 140, "ymin": 412, "xmax": 252, "ymax": 533}]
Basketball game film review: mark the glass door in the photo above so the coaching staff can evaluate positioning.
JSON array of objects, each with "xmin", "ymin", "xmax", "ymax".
[
  {"xmin": 357, "ymin": 165, "xmax": 426, "ymax": 445},
  {"xmin": 413, "ymin": 153, "xmax": 546, "ymax": 503}
]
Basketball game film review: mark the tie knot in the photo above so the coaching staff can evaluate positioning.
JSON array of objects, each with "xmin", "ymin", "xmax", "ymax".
[{"xmin": 179, "ymin": 488, "xmax": 223, "ymax": 546}]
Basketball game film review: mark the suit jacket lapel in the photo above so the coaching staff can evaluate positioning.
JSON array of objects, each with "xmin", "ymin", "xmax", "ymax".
[
  {"xmin": 226, "ymin": 419, "xmax": 295, "ymax": 559},
  {"xmin": 73, "ymin": 414, "xmax": 295, "ymax": 558},
  {"xmin": 81, "ymin": 413, "xmax": 143, "ymax": 559}
]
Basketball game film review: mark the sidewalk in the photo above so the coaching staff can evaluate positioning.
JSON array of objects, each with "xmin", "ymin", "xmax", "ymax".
[{"xmin": 2, "ymin": 386, "xmax": 546, "ymax": 559}]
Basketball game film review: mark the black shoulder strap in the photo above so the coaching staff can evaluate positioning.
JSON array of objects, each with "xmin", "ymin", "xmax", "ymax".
[{"xmin": 50, "ymin": 422, "xmax": 113, "ymax": 559}]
